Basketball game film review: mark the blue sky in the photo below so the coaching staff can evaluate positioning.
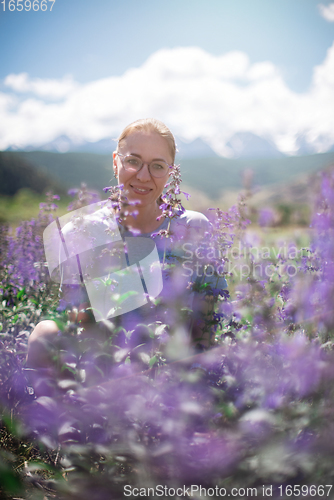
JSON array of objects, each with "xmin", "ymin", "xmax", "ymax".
[
  {"xmin": 1, "ymin": 0, "xmax": 333, "ymax": 90},
  {"xmin": 0, "ymin": 0, "xmax": 334, "ymax": 154}
]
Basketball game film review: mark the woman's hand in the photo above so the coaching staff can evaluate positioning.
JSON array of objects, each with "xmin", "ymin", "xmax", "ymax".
[
  {"xmin": 68, "ymin": 302, "xmax": 93, "ymax": 324},
  {"xmin": 191, "ymin": 294, "xmax": 215, "ymax": 350}
]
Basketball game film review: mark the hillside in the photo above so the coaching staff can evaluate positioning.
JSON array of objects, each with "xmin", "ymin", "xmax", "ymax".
[
  {"xmin": 0, "ymin": 152, "xmax": 65, "ymax": 196},
  {"xmin": 180, "ymin": 152, "xmax": 334, "ymax": 199},
  {"xmin": 5, "ymin": 151, "xmax": 113, "ymax": 193},
  {"xmin": 2, "ymin": 150, "xmax": 334, "ymax": 201}
]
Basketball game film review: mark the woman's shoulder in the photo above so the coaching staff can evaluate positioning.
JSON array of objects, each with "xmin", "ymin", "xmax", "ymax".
[
  {"xmin": 169, "ymin": 209, "xmax": 211, "ymax": 242},
  {"xmin": 180, "ymin": 210, "xmax": 209, "ymax": 222},
  {"xmin": 61, "ymin": 201, "xmax": 116, "ymax": 233},
  {"xmin": 59, "ymin": 201, "xmax": 120, "ymax": 254},
  {"xmin": 172, "ymin": 209, "xmax": 211, "ymax": 232}
]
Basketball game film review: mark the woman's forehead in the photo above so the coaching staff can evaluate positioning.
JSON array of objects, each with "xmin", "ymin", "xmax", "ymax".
[{"xmin": 119, "ymin": 131, "xmax": 173, "ymax": 161}]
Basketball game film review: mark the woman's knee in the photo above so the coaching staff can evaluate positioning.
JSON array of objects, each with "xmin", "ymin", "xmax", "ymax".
[
  {"xmin": 27, "ymin": 320, "xmax": 60, "ymax": 368},
  {"xmin": 29, "ymin": 320, "xmax": 59, "ymax": 341}
]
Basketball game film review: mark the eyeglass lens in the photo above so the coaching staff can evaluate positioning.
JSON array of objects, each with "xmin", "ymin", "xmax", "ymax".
[{"xmin": 123, "ymin": 155, "xmax": 169, "ymax": 178}]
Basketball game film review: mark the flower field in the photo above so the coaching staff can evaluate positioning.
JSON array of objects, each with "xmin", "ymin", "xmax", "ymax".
[{"xmin": 1, "ymin": 173, "xmax": 334, "ymax": 500}]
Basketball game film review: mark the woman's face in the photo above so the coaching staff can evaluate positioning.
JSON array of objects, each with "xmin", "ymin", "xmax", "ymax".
[{"xmin": 113, "ymin": 130, "xmax": 173, "ymax": 208}]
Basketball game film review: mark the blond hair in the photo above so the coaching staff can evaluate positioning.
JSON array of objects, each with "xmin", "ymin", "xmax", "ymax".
[{"xmin": 116, "ymin": 118, "xmax": 176, "ymax": 164}]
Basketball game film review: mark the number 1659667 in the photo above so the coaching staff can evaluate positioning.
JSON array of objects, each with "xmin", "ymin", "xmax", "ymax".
[{"xmin": 1, "ymin": 0, "xmax": 56, "ymax": 11}]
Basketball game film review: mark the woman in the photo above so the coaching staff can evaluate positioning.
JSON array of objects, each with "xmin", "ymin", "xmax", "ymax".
[{"xmin": 26, "ymin": 118, "xmax": 227, "ymax": 382}]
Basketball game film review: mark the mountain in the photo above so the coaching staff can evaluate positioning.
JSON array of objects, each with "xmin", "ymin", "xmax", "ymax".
[
  {"xmin": 295, "ymin": 133, "xmax": 334, "ymax": 156},
  {"xmin": 295, "ymin": 134, "xmax": 318, "ymax": 156},
  {"xmin": 223, "ymin": 132, "xmax": 285, "ymax": 159},
  {"xmin": 11, "ymin": 135, "xmax": 117, "ymax": 155},
  {"xmin": 5, "ymin": 131, "xmax": 334, "ymax": 159},
  {"xmin": 175, "ymin": 137, "xmax": 219, "ymax": 159},
  {"xmin": 7, "ymin": 135, "xmax": 219, "ymax": 159}
]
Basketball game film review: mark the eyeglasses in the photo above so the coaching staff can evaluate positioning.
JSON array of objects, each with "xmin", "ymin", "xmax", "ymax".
[{"xmin": 116, "ymin": 153, "xmax": 173, "ymax": 178}]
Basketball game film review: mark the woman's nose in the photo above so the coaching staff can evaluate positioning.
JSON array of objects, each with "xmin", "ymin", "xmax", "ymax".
[{"xmin": 136, "ymin": 163, "xmax": 151, "ymax": 181}]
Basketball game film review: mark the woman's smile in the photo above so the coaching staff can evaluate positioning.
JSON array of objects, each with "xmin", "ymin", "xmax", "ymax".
[{"xmin": 130, "ymin": 184, "xmax": 153, "ymax": 195}]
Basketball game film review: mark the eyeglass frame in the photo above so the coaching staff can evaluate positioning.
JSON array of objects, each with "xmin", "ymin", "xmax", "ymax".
[{"xmin": 116, "ymin": 152, "xmax": 174, "ymax": 178}]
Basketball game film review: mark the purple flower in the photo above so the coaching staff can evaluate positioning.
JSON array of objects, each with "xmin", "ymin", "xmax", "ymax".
[
  {"xmin": 68, "ymin": 188, "xmax": 79, "ymax": 197},
  {"xmin": 258, "ymin": 208, "xmax": 276, "ymax": 227}
]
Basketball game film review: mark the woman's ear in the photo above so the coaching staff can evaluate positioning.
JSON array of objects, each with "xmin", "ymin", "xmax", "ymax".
[{"xmin": 113, "ymin": 152, "xmax": 118, "ymax": 177}]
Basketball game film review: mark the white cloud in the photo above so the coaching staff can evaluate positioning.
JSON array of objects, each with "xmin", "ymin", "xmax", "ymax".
[
  {"xmin": 247, "ymin": 62, "xmax": 279, "ymax": 81},
  {"xmin": 318, "ymin": 3, "xmax": 334, "ymax": 21},
  {"xmin": 4, "ymin": 73, "xmax": 78, "ymax": 99},
  {"xmin": 142, "ymin": 47, "xmax": 251, "ymax": 81},
  {"xmin": 1, "ymin": 44, "xmax": 334, "ymax": 155}
]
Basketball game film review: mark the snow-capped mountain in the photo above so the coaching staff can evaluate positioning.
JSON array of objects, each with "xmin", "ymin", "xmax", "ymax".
[
  {"xmin": 6, "ymin": 135, "xmax": 219, "ymax": 158},
  {"xmin": 17, "ymin": 135, "xmax": 117, "ymax": 154},
  {"xmin": 222, "ymin": 132, "xmax": 285, "ymax": 159},
  {"xmin": 175, "ymin": 137, "xmax": 219, "ymax": 159},
  {"xmin": 6, "ymin": 131, "xmax": 334, "ymax": 159},
  {"xmin": 295, "ymin": 133, "xmax": 334, "ymax": 156}
]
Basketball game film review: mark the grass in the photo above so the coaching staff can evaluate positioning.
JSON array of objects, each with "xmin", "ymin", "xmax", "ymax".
[{"xmin": 0, "ymin": 188, "xmax": 104, "ymax": 228}]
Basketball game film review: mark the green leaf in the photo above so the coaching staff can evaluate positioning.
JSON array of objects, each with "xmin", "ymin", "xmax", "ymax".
[
  {"xmin": 149, "ymin": 355, "xmax": 157, "ymax": 368},
  {"xmin": 118, "ymin": 290, "xmax": 138, "ymax": 303},
  {"xmin": 16, "ymin": 287, "xmax": 26, "ymax": 300},
  {"xmin": 0, "ymin": 469, "xmax": 23, "ymax": 495}
]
